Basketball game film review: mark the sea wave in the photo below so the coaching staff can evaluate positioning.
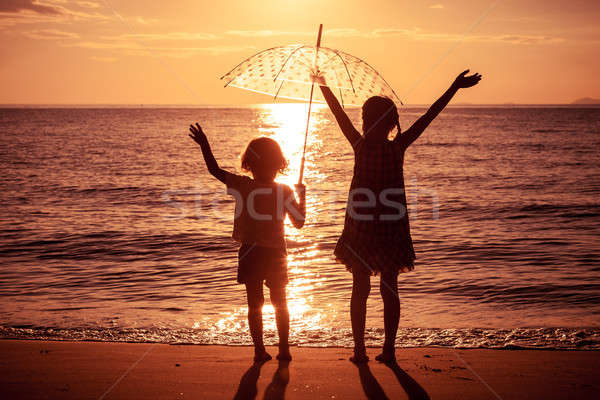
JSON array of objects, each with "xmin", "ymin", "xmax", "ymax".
[
  {"xmin": 1, "ymin": 326, "xmax": 598, "ymax": 350},
  {"xmin": 2, "ymin": 107, "xmax": 599, "ymax": 342}
]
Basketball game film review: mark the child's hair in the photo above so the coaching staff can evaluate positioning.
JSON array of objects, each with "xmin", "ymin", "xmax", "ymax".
[
  {"xmin": 362, "ymin": 96, "xmax": 400, "ymax": 137},
  {"xmin": 241, "ymin": 137, "xmax": 288, "ymax": 174}
]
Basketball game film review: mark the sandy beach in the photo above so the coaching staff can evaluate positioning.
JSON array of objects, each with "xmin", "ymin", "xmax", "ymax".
[
  {"xmin": 3, "ymin": 1, "xmax": 600, "ymax": 399},
  {"xmin": 0, "ymin": 340, "xmax": 598, "ymax": 399}
]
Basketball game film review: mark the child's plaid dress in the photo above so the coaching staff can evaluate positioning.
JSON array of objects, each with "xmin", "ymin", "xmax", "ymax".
[{"xmin": 334, "ymin": 136, "xmax": 416, "ymax": 275}]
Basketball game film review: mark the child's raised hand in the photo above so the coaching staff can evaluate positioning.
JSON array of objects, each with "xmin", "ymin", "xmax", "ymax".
[
  {"xmin": 189, "ymin": 122, "xmax": 207, "ymax": 145},
  {"xmin": 310, "ymin": 69, "xmax": 326, "ymax": 86},
  {"xmin": 294, "ymin": 183, "xmax": 306, "ymax": 196},
  {"xmin": 453, "ymin": 70, "xmax": 482, "ymax": 89}
]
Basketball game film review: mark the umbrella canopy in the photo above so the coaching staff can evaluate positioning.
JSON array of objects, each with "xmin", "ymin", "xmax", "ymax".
[
  {"xmin": 220, "ymin": 25, "xmax": 401, "ymax": 184},
  {"xmin": 220, "ymin": 44, "xmax": 402, "ymax": 107}
]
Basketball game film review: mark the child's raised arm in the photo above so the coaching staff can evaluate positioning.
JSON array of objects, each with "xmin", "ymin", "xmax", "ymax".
[
  {"xmin": 189, "ymin": 122, "xmax": 227, "ymax": 183},
  {"xmin": 397, "ymin": 69, "xmax": 482, "ymax": 148},
  {"xmin": 286, "ymin": 184, "xmax": 306, "ymax": 229},
  {"xmin": 314, "ymin": 73, "xmax": 362, "ymax": 148}
]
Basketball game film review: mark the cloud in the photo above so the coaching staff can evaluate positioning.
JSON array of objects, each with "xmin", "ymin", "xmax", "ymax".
[
  {"xmin": 0, "ymin": 0, "xmax": 64, "ymax": 15},
  {"xmin": 493, "ymin": 34, "xmax": 565, "ymax": 45},
  {"xmin": 325, "ymin": 28, "xmax": 364, "ymax": 37},
  {"xmin": 68, "ymin": 40, "xmax": 256, "ymax": 58},
  {"xmin": 429, "ymin": 4, "xmax": 444, "ymax": 9},
  {"xmin": 411, "ymin": 30, "xmax": 566, "ymax": 45},
  {"xmin": 22, "ymin": 28, "xmax": 79, "ymax": 39},
  {"xmin": 0, "ymin": 0, "xmax": 132, "ymax": 26},
  {"xmin": 131, "ymin": 16, "xmax": 159, "ymax": 25},
  {"xmin": 200, "ymin": 45, "xmax": 257, "ymax": 55},
  {"xmin": 221, "ymin": 27, "xmax": 563, "ymax": 45},
  {"xmin": 76, "ymin": 1, "xmax": 100, "ymax": 8},
  {"xmin": 89, "ymin": 55, "xmax": 117, "ymax": 62},
  {"xmin": 104, "ymin": 32, "xmax": 219, "ymax": 41},
  {"xmin": 226, "ymin": 30, "xmax": 308, "ymax": 37},
  {"xmin": 68, "ymin": 40, "xmax": 145, "ymax": 50},
  {"xmin": 226, "ymin": 28, "xmax": 364, "ymax": 38},
  {"xmin": 371, "ymin": 28, "xmax": 415, "ymax": 37},
  {"xmin": 320, "ymin": 27, "xmax": 566, "ymax": 45}
]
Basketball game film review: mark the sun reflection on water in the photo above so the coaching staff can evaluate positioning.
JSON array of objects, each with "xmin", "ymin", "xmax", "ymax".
[
  {"xmin": 204, "ymin": 103, "xmax": 335, "ymax": 342},
  {"xmin": 258, "ymin": 102, "xmax": 326, "ymax": 187}
]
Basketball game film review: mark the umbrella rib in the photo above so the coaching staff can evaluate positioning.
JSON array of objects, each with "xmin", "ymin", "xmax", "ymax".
[
  {"xmin": 332, "ymin": 50, "xmax": 356, "ymax": 95},
  {"xmin": 273, "ymin": 79, "xmax": 286, "ymax": 101},
  {"xmin": 220, "ymin": 46, "xmax": 283, "ymax": 87},
  {"xmin": 354, "ymin": 56, "xmax": 404, "ymax": 105},
  {"xmin": 332, "ymin": 62, "xmax": 346, "ymax": 108},
  {"xmin": 293, "ymin": 55, "xmax": 314, "ymax": 70},
  {"xmin": 219, "ymin": 46, "xmax": 281, "ymax": 79},
  {"xmin": 273, "ymin": 45, "xmax": 306, "ymax": 83},
  {"xmin": 221, "ymin": 43, "xmax": 401, "ymax": 106},
  {"xmin": 318, "ymin": 52, "xmax": 340, "ymax": 70},
  {"xmin": 228, "ymin": 84, "xmax": 332, "ymax": 104}
]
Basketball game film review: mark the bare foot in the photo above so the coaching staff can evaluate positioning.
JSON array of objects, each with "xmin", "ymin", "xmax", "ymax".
[
  {"xmin": 254, "ymin": 350, "xmax": 272, "ymax": 363},
  {"xmin": 349, "ymin": 352, "xmax": 369, "ymax": 364},
  {"xmin": 276, "ymin": 352, "xmax": 292, "ymax": 361},
  {"xmin": 375, "ymin": 352, "xmax": 396, "ymax": 364}
]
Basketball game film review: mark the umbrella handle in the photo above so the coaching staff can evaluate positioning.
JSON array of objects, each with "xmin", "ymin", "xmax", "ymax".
[
  {"xmin": 316, "ymin": 23, "xmax": 323, "ymax": 48},
  {"xmin": 298, "ymin": 82, "xmax": 315, "ymax": 185},
  {"xmin": 298, "ymin": 24, "xmax": 323, "ymax": 186}
]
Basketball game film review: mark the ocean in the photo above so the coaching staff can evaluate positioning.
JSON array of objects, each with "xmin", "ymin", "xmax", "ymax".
[{"xmin": 1, "ymin": 105, "xmax": 599, "ymax": 349}]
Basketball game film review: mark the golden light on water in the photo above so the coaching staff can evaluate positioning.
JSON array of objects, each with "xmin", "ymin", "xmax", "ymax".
[
  {"xmin": 208, "ymin": 244, "xmax": 332, "ymax": 336},
  {"xmin": 261, "ymin": 103, "xmax": 328, "ymax": 331},
  {"xmin": 258, "ymin": 102, "xmax": 326, "ymax": 187},
  {"xmin": 206, "ymin": 103, "xmax": 334, "ymax": 339}
]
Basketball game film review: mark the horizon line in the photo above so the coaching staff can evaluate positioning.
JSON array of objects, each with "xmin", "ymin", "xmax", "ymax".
[{"xmin": 1, "ymin": 102, "xmax": 599, "ymax": 107}]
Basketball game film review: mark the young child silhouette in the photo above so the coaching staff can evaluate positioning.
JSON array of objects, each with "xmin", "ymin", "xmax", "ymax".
[
  {"xmin": 189, "ymin": 123, "xmax": 306, "ymax": 362},
  {"xmin": 315, "ymin": 70, "xmax": 481, "ymax": 363}
]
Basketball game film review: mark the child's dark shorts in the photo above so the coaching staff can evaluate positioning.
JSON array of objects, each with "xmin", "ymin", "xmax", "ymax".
[{"xmin": 238, "ymin": 243, "xmax": 288, "ymax": 288}]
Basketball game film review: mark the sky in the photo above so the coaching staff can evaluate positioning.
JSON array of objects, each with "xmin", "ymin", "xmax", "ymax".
[{"xmin": 1, "ymin": 0, "xmax": 599, "ymax": 105}]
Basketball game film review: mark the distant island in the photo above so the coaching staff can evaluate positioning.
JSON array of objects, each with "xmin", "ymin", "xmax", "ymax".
[{"xmin": 571, "ymin": 97, "xmax": 600, "ymax": 105}]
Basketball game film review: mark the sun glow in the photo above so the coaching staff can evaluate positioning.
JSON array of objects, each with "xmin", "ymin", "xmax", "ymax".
[
  {"xmin": 209, "ymin": 251, "xmax": 330, "ymax": 340},
  {"xmin": 258, "ymin": 102, "xmax": 326, "ymax": 187},
  {"xmin": 208, "ymin": 245, "xmax": 329, "ymax": 338},
  {"xmin": 203, "ymin": 103, "xmax": 333, "ymax": 341}
]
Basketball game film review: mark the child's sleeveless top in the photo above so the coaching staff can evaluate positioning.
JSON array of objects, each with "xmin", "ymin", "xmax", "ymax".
[{"xmin": 334, "ymin": 136, "xmax": 416, "ymax": 275}]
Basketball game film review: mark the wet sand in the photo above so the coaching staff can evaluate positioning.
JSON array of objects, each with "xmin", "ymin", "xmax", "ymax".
[{"xmin": 0, "ymin": 339, "xmax": 598, "ymax": 399}]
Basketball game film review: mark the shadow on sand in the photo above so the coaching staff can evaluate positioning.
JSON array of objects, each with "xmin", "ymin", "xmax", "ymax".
[
  {"xmin": 233, "ymin": 360, "xmax": 290, "ymax": 400},
  {"xmin": 356, "ymin": 361, "xmax": 430, "ymax": 400}
]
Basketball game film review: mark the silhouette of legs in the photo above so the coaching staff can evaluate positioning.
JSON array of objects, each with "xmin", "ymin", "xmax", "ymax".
[
  {"xmin": 384, "ymin": 361, "xmax": 430, "ymax": 400},
  {"xmin": 350, "ymin": 271, "xmax": 371, "ymax": 363},
  {"xmin": 355, "ymin": 362, "xmax": 389, "ymax": 400},
  {"xmin": 377, "ymin": 271, "xmax": 399, "ymax": 362},
  {"xmin": 233, "ymin": 361, "xmax": 267, "ymax": 400},
  {"xmin": 263, "ymin": 360, "xmax": 290, "ymax": 400},
  {"xmin": 269, "ymin": 286, "xmax": 291, "ymax": 360},
  {"xmin": 245, "ymin": 280, "xmax": 271, "ymax": 362},
  {"xmin": 233, "ymin": 359, "xmax": 291, "ymax": 400},
  {"xmin": 354, "ymin": 359, "xmax": 430, "ymax": 400}
]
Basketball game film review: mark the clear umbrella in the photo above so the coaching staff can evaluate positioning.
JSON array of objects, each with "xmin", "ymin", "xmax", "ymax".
[{"xmin": 221, "ymin": 24, "xmax": 401, "ymax": 183}]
